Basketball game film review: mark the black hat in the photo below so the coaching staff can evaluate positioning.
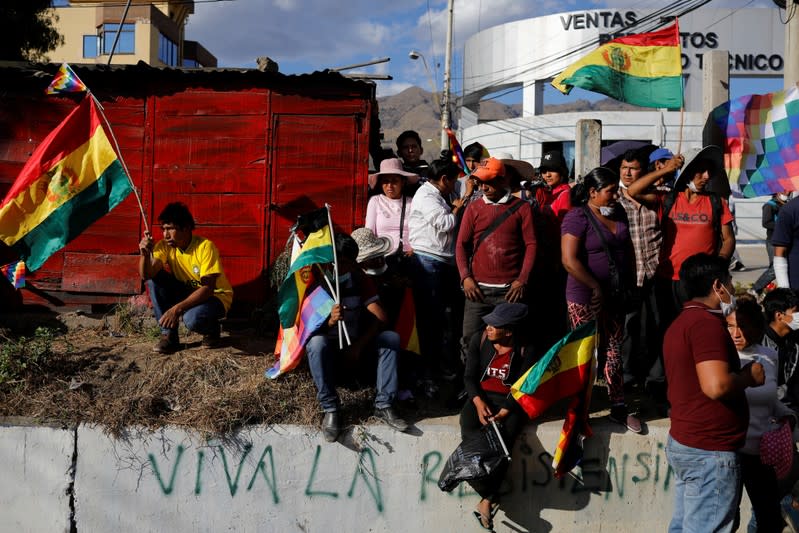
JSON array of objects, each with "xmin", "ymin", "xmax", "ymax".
[
  {"xmin": 675, "ymin": 145, "xmax": 729, "ymax": 196},
  {"xmin": 539, "ymin": 151, "xmax": 568, "ymax": 176},
  {"xmin": 482, "ymin": 303, "xmax": 529, "ymax": 328}
]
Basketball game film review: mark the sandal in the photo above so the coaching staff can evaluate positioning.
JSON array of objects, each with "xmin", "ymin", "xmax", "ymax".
[
  {"xmin": 472, "ymin": 509, "xmax": 494, "ymax": 531},
  {"xmin": 472, "ymin": 501, "xmax": 498, "ymax": 531}
]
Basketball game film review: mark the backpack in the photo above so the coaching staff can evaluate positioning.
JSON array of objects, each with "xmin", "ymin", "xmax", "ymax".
[{"xmin": 662, "ymin": 190, "xmax": 723, "ymax": 254}]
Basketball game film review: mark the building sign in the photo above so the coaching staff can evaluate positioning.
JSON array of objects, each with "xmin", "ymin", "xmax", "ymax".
[{"xmin": 559, "ymin": 10, "xmax": 784, "ymax": 74}]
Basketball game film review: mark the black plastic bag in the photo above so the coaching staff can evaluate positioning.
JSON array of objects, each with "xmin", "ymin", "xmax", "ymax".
[{"xmin": 438, "ymin": 424, "xmax": 509, "ymax": 492}]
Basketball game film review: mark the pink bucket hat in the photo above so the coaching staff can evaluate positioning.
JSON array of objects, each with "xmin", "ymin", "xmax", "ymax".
[{"xmin": 368, "ymin": 158, "xmax": 420, "ymax": 190}]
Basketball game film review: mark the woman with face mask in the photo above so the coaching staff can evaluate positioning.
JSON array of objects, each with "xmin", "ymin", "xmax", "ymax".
[
  {"xmin": 726, "ymin": 296, "xmax": 797, "ymax": 533},
  {"xmin": 561, "ymin": 167, "xmax": 640, "ymax": 432}
]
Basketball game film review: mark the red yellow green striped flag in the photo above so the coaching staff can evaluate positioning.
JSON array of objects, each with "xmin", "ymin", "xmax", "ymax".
[
  {"xmin": 510, "ymin": 321, "xmax": 596, "ymax": 419},
  {"xmin": 511, "ymin": 321, "xmax": 597, "ymax": 478},
  {"xmin": 277, "ymin": 220, "xmax": 334, "ymax": 329},
  {"xmin": 551, "ymin": 21, "xmax": 683, "ymax": 109},
  {"xmin": 0, "ymin": 97, "xmax": 133, "ymax": 271}
]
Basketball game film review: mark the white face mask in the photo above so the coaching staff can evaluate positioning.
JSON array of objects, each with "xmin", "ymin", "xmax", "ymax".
[
  {"xmin": 598, "ymin": 205, "xmax": 615, "ymax": 216},
  {"xmin": 687, "ymin": 180, "xmax": 699, "ymax": 193},
  {"xmin": 779, "ymin": 194, "xmax": 789, "ymax": 202},
  {"xmin": 618, "ymin": 180, "xmax": 628, "ymax": 190},
  {"xmin": 714, "ymin": 285, "xmax": 737, "ymax": 317},
  {"xmin": 786, "ymin": 312, "xmax": 799, "ymax": 331},
  {"xmin": 363, "ymin": 263, "xmax": 388, "ymax": 276}
]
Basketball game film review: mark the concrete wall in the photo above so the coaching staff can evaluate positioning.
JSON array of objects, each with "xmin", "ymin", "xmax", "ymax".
[
  {"xmin": 0, "ymin": 417, "xmax": 752, "ymax": 532},
  {"xmin": 0, "ymin": 422, "xmax": 74, "ymax": 533}
]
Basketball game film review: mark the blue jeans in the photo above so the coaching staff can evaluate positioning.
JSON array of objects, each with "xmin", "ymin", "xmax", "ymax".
[
  {"xmin": 666, "ymin": 435, "xmax": 742, "ymax": 533},
  {"xmin": 305, "ymin": 330, "xmax": 399, "ymax": 412},
  {"xmin": 146, "ymin": 271, "xmax": 226, "ymax": 340}
]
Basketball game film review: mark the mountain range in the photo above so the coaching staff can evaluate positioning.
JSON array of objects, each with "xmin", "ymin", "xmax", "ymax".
[{"xmin": 377, "ymin": 86, "xmax": 639, "ymax": 158}]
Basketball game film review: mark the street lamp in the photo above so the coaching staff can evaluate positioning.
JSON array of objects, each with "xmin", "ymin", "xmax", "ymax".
[
  {"xmin": 409, "ymin": 0, "xmax": 454, "ymax": 149},
  {"xmin": 408, "ymin": 50, "xmax": 443, "ymax": 148}
]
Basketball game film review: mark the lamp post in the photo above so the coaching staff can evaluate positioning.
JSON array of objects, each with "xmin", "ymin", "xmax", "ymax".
[
  {"xmin": 409, "ymin": 0, "xmax": 455, "ymax": 149},
  {"xmin": 441, "ymin": 0, "xmax": 454, "ymax": 149},
  {"xmin": 408, "ymin": 50, "xmax": 443, "ymax": 148}
]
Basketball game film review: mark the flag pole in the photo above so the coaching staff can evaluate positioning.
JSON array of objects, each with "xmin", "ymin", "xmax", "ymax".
[
  {"xmin": 676, "ymin": 75, "xmax": 685, "ymax": 155},
  {"xmin": 88, "ymin": 91, "xmax": 150, "ymax": 234},
  {"xmin": 324, "ymin": 204, "xmax": 351, "ymax": 347}
]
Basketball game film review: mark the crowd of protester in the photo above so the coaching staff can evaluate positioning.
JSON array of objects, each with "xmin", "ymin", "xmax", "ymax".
[{"xmin": 292, "ymin": 129, "xmax": 799, "ymax": 531}]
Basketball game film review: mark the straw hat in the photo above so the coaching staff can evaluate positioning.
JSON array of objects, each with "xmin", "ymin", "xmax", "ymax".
[{"xmin": 351, "ymin": 228, "xmax": 393, "ymax": 263}]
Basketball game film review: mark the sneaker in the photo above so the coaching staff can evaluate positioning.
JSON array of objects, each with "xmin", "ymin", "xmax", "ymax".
[
  {"xmin": 202, "ymin": 331, "xmax": 221, "ymax": 348},
  {"xmin": 609, "ymin": 406, "xmax": 643, "ymax": 434},
  {"xmin": 322, "ymin": 411, "xmax": 342, "ymax": 442},
  {"xmin": 153, "ymin": 334, "xmax": 179, "ymax": 354},
  {"xmin": 730, "ymin": 260, "xmax": 747, "ymax": 272},
  {"xmin": 374, "ymin": 406, "xmax": 409, "ymax": 432}
]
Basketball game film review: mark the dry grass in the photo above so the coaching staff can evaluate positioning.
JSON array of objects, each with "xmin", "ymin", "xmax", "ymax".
[{"xmin": 0, "ymin": 311, "xmax": 456, "ymax": 438}]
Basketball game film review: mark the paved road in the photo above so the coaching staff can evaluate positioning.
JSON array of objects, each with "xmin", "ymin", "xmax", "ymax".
[{"xmin": 732, "ymin": 242, "xmax": 771, "ymax": 288}]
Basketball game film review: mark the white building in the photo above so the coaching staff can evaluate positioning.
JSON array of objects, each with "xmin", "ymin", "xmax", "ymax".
[{"xmin": 460, "ymin": 7, "xmax": 785, "ymax": 241}]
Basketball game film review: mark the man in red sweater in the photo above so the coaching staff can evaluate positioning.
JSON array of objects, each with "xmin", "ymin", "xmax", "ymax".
[{"xmin": 455, "ymin": 157, "xmax": 537, "ymax": 357}]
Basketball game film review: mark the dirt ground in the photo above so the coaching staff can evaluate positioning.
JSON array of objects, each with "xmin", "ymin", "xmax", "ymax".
[{"xmin": 0, "ymin": 305, "xmax": 462, "ymax": 437}]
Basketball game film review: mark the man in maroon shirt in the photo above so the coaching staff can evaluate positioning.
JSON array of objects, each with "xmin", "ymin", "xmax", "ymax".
[
  {"xmin": 664, "ymin": 253, "xmax": 764, "ymax": 532},
  {"xmin": 455, "ymin": 157, "xmax": 536, "ymax": 359}
]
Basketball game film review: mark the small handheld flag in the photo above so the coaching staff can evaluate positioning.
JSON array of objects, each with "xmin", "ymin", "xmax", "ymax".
[
  {"xmin": 46, "ymin": 63, "xmax": 88, "ymax": 95},
  {"xmin": 0, "ymin": 260, "xmax": 26, "ymax": 289},
  {"xmin": 445, "ymin": 128, "xmax": 469, "ymax": 176},
  {"xmin": 266, "ymin": 286, "xmax": 335, "ymax": 379}
]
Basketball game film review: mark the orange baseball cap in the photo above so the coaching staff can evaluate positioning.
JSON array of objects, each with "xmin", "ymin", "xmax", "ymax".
[{"xmin": 472, "ymin": 157, "xmax": 505, "ymax": 182}]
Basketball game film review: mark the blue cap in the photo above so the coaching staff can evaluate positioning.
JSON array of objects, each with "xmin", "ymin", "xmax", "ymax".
[
  {"xmin": 649, "ymin": 148, "xmax": 674, "ymax": 163},
  {"xmin": 482, "ymin": 303, "xmax": 528, "ymax": 328}
]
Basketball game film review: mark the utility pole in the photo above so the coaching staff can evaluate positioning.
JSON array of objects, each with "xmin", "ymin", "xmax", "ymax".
[
  {"xmin": 785, "ymin": 2, "xmax": 799, "ymax": 89},
  {"xmin": 441, "ymin": 0, "xmax": 454, "ymax": 149}
]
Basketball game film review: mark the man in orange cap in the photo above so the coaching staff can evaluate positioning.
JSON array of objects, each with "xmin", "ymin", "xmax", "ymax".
[{"xmin": 455, "ymin": 157, "xmax": 537, "ymax": 358}]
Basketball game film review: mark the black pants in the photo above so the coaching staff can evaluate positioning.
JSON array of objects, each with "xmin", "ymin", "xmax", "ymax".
[
  {"xmin": 738, "ymin": 452, "xmax": 784, "ymax": 533},
  {"xmin": 647, "ymin": 277, "xmax": 688, "ymax": 386},
  {"xmin": 621, "ymin": 278, "xmax": 661, "ymax": 385},
  {"xmin": 458, "ymin": 392, "xmax": 526, "ymax": 500}
]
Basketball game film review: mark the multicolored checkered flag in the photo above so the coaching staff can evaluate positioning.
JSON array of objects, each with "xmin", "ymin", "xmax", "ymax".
[
  {"xmin": 0, "ymin": 260, "xmax": 25, "ymax": 289},
  {"xmin": 712, "ymin": 85, "xmax": 799, "ymax": 198},
  {"xmin": 46, "ymin": 63, "xmax": 88, "ymax": 95}
]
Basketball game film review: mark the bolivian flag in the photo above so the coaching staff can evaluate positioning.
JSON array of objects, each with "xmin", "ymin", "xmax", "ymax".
[
  {"xmin": 511, "ymin": 321, "xmax": 596, "ymax": 419},
  {"xmin": 0, "ymin": 96, "xmax": 132, "ymax": 271},
  {"xmin": 512, "ymin": 321, "xmax": 597, "ymax": 478},
  {"xmin": 551, "ymin": 21, "xmax": 683, "ymax": 109},
  {"xmin": 277, "ymin": 218, "xmax": 334, "ymax": 329}
]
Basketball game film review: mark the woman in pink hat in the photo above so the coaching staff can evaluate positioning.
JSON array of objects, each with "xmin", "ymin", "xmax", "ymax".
[{"xmin": 366, "ymin": 158, "xmax": 419, "ymax": 265}]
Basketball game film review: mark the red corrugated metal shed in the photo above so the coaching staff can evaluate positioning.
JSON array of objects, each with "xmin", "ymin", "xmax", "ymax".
[{"xmin": 0, "ymin": 62, "xmax": 379, "ymax": 312}]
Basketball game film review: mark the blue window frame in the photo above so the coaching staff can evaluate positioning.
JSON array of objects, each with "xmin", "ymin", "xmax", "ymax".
[
  {"xmin": 101, "ymin": 23, "xmax": 135, "ymax": 55},
  {"xmin": 82, "ymin": 35, "xmax": 98, "ymax": 58},
  {"xmin": 158, "ymin": 33, "xmax": 178, "ymax": 66}
]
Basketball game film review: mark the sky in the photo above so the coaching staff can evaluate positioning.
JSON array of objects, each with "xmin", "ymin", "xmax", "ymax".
[{"xmin": 184, "ymin": 0, "xmax": 781, "ymax": 103}]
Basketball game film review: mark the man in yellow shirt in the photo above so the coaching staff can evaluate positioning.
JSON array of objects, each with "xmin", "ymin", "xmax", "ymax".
[{"xmin": 138, "ymin": 202, "xmax": 233, "ymax": 353}]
